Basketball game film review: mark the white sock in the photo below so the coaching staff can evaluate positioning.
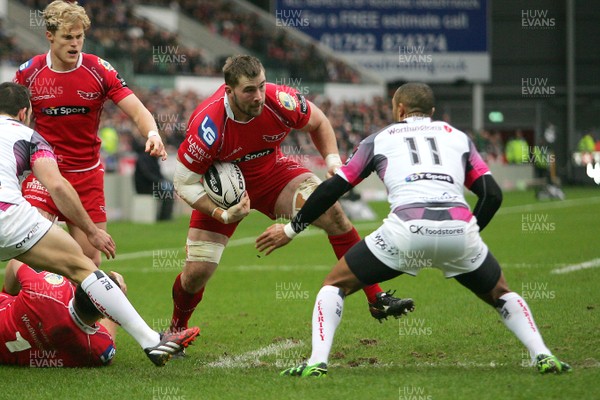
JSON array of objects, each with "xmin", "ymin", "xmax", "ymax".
[
  {"xmin": 496, "ymin": 292, "xmax": 552, "ymax": 362},
  {"xmin": 81, "ymin": 270, "xmax": 160, "ymax": 349},
  {"xmin": 307, "ymin": 285, "xmax": 344, "ymax": 365}
]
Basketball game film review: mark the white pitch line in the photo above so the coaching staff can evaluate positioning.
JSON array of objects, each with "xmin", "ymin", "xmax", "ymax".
[
  {"xmin": 496, "ymin": 195, "xmax": 600, "ymax": 215},
  {"xmin": 100, "ymin": 221, "xmax": 378, "ymax": 264},
  {"xmin": 222, "ymin": 264, "xmax": 331, "ymax": 272},
  {"xmin": 94, "ymin": 195, "xmax": 600, "ymax": 265},
  {"xmin": 2, "ymin": 196, "xmax": 596, "ymax": 274},
  {"xmin": 550, "ymin": 258, "xmax": 600, "ymax": 274},
  {"xmin": 205, "ymin": 339, "xmax": 303, "ymax": 368}
]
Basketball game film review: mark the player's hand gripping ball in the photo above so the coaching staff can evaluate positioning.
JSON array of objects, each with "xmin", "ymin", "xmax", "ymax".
[{"xmin": 203, "ymin": 161, "xmax": 246, "ymax": 209}]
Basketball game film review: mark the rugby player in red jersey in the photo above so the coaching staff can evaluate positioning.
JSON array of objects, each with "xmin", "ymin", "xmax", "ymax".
[
  {"xmin": 170, "ymin": 55, "xmax": 413, "ymax": 333},
  {"xmin": 0, "ymin": 82, "xmax": 198, "ymax": 366},
  {"xmin": 13, "ymin": 0, "xmax": 166, "ymax": 268},
  {"xmin": 0, "ymin": 263, "xmax": 123, "ymax": 367}
]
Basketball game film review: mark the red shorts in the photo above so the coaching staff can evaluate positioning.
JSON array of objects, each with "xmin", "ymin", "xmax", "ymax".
[
  {"xmin": 189, "ymin": 157, "xmax": 311, "ymax": 237},
  {"xmin": 22, "ymin": 164, "xmax": 107, "ymax": 224}
]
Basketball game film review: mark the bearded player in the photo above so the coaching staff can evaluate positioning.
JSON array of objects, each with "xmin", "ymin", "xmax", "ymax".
[{"xmin": 170, "ymin": 55, "xmax": 414, "ymax": 334}]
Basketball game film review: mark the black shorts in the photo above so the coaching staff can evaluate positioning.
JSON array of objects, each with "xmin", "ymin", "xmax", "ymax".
[
  {"xmin": 345, "ymin": 239, "xmax": 404, "ymax": 286},
  {"xmin": 454, "ymin": 251, "xmax": 502, "ymax": 294},
  {"xmin": 346, "ymin": 238, "xmax": 501, "ymax": 294}
]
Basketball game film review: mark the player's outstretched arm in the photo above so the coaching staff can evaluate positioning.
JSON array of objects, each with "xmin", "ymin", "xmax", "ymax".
[
  {"xmin": 117, "ymin": 95, "xmax": 167, "ymax": 160},
  {"xmin": 32, "ymin": 158, "xmax": 116, "ymax": 259},
  {"xmin": 256, "ymin": 175, "xmax": 352, "ymax": 255}
]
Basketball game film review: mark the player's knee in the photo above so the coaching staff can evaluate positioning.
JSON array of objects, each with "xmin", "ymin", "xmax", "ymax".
[
  {"xmin": 90, "ymin": 253, "xmax": 102, "ymax": 268},
  {"xmin": 292, "ymin": 175, "xmax": 321, "ymax": 217},
  {"xmin": 317, "ymin": 203, "xmax": 353, "ymax": 234},
  {"xmin": 180, "ymin": 266, "xmax": 210, "ymax": 293},
  {"xmin": 182, "ymin": 240, "xmax": 224, "ymax": 290},
  {"xmin": 480, "ymin": 277, "xmax": 511, "ymax": 307},
  {"xmin": 491, "ymin": 283, "xmax": 511, "ymax": 304},
  {"xmin": 322, "ymin": 266, "xmax": 363, "ymax": 296},
  {"xmin": 322, "ymin": 278, "xmax": 360, "ymax": 296},
  {"xmin": 67, "ymin": 255, "xmax": 98, "ymax": 284}
]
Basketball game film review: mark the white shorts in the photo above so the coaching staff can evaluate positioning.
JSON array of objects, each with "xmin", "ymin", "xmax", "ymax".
[
  {"xmin": 364, "ymin": 213, "xmax": 488, "ymax": 277},
  {"xmin": 0, "ymin": 202, "xmax": 53, "ymax": 261}
]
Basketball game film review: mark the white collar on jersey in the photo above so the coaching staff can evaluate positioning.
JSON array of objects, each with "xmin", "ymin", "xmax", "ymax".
[
  {"xmin": 46, "ymin": 50, "xmax": 83, "ymax": 73},
  {"xmin": 403, "ymin": 116, "xmax": 432, "ymax": 123},
  {"xmin": 68, "ymin": 298, "xmax": 100, "ymax": 335},
  {"xmin": 223, "ymin": 94, "xmax": 235, "ymax": 120},
  {"xmin": 223, "ymin": 94, "xmax": 254, "ymax": 124}
]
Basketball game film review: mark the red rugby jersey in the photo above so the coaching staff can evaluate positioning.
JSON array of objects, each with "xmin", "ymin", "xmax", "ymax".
[
  {"xmin": 14, "ymin": 52, "xmax": 132, "ymax": 171},
  {"xmin": 177, "ymin": 83, "xmax": 311, "ymax": 182},
  {"xmin": 0, "ymin": 266, "xmax": 115, "ymax": 367}
]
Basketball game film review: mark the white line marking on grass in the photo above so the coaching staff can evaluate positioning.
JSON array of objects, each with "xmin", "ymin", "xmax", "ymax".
[
  {"xmin": 5, "ymin": 195, "xmax": 589, "ymax": 274},
  {"xmin": 106, "ymin": 247, "xmax": 182, "ymax": 261},
  {"xmin": 104, "ymin": 227, "xmax": 329, "ymax": 263},
  {"xmin": 222, "ymin": 264, "xmax": 331, "ymax": 272},
  {"xmin": 550, "ymin": 258, "xmax": 600, "ymax": 274},
  {"xmin": 205, "ymin": 339, "xmax": 303, "ymax": 368},
  {"xmin": 497, "ymin": 196, "xmax": 600, "ymax": 215},
  {"xmin": 502, "ymin": 263, "xmax": 550, "ymax": 269},
  {"xmin": 413, "ymin": 361, "xmax": 508, "ymax": 368}
]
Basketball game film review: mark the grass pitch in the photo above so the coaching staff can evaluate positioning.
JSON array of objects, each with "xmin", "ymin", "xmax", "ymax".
[{"xmin": 1, "ymin": 187, "xmax": 599, "ymax": 400}]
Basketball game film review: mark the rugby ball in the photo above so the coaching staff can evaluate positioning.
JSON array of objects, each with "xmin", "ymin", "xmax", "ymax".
[{"xmin": 203, "ymin": 161, "xmax": 246, "ymax": 209}]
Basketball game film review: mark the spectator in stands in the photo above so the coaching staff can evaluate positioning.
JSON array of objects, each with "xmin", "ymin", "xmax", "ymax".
[
  {"xmin": 133, "ymin": 138, "xmax": 175, "ymax": 221},
  {"xmin": 578, "ymin": 132, "xmax": 596, "ymax": 152},
  {"xmin": 486, "ymin": 130, "xmax": 505, "ymax": 163},
  {"xmin": 505, "ymin": 130, "xmax": 529, "ymax": 164}
]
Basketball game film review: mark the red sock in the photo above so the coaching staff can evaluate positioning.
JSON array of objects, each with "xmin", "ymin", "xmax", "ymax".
[
  {"xmin": 328, "ymin": 226, "xmax": 360, "ymax": 259},
  {"xmin": 328, "ymin": 227, "xmax": 382, "ymax": 303},
  {"xmin": 171, "ymin": 273, "xmax": 204, "ymax": 330},
  {"xmin": 361, "ymin": 284, "xmax": 382, "ymax": 304}
]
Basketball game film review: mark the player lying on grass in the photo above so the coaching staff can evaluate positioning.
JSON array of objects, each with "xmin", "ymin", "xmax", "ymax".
[
  {"xmin": 256, "ymin": 82, "xmax": 571, "ymax": 376},
  {"xmin": 0, "ymin": 82, "xmax": 198, "ymax": 366},
  {"xmin": 0, "ymin": 263, "xmax": 124, "ymax": 367}
]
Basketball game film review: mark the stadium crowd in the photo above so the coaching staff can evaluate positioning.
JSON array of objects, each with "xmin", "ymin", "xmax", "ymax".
[
  {"xmin": 1, "ymin": 1, "xmax": 508, "ymax": 168},
  {"xmin": 0, "ymin": 19, "xmax": 38, "ymax": 65},
  {"xmin": 6, "ymin": 0, "xmax": 360, "ymax": 82},
  {"xmin": 97, "ymin": 87, "xmax": 397, "ymax": 171},
  {"xmin": 97, "ymin": 86, "xmax": 510, "ymax": 173},
  {"xmin": 137, "ymin": 0, "xmax": 362, "ymax": 82}
]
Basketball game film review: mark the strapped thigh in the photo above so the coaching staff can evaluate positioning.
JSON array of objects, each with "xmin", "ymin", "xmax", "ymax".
[
  {"xmin": 292, "ymin": 175, "xmax": 322, "ymax": 217},
  {"xmin": 186, "ymin": 239, "xmax": 225, "ymax": 264}
]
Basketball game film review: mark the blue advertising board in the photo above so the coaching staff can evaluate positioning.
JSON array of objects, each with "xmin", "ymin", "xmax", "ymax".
[{"xmin": 274, "ymin": 0, "xmax": 490, "ymax": 82}]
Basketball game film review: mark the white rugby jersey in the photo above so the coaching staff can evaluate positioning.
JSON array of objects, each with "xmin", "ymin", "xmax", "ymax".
[
  {"xmin": 338, "ymin": 117, "xmax": 490, "ymax": 211},
  {"xmin": 0, "ymin": 116, "xmax": 55, "ymax": 206}
]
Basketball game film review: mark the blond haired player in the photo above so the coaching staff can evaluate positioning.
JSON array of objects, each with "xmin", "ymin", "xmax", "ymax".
[{"xmin": 13, "ymin": 0, "xmax": 165, "ymax": 267}]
